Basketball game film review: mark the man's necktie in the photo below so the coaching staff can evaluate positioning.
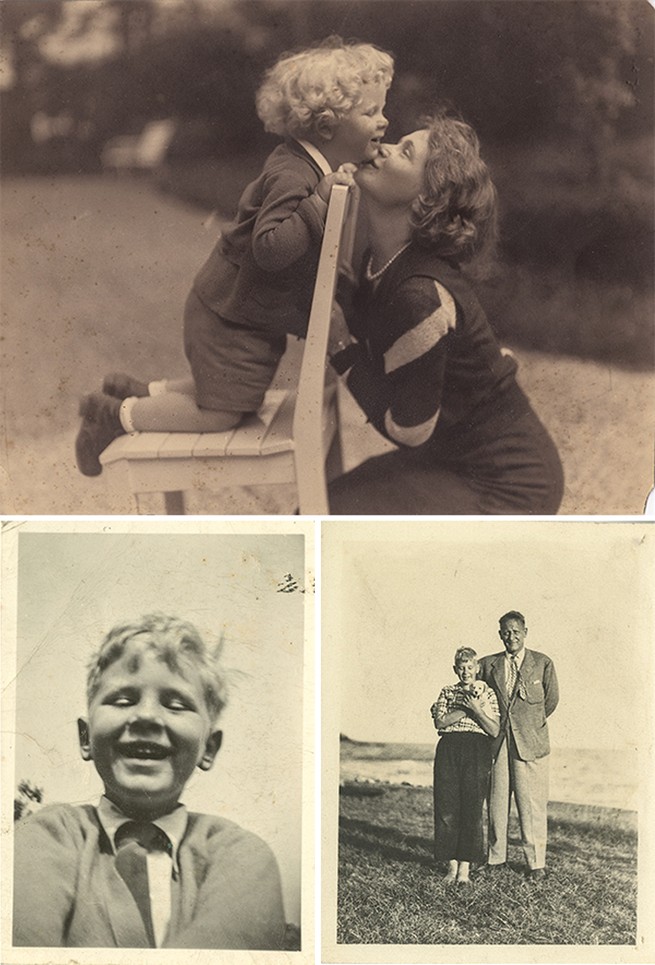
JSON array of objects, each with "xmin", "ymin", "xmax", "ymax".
[
  {"xmin": 507, "ymin": 655, "xmax": 519, "ymax": 699},
  {"xmin": 114, "ymin": 821, "xmax": 171, "ymax": 947}
]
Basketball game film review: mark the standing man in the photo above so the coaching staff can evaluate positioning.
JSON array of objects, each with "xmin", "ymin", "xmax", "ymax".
[{"xmin": 478, "ymin": 611, "xmax": 559, "ymax": 879}]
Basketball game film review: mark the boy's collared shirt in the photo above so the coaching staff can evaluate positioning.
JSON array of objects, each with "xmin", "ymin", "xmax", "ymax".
[
  {"xmin": 432, "ymin": 682, "xmax": 499, "ymax": 736},
  {"xmin": 97, "ymin": 795, "xmax": 187, "ymax": 947}
]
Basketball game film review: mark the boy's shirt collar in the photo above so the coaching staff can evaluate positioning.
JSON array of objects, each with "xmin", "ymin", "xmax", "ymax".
[
  {"xmin": 295, "ymin": 138, "xmax": 333, "ymax": 176},
  {"xmin": 97, "ymin": 795, "xmax": 188, "ymax": 874}
]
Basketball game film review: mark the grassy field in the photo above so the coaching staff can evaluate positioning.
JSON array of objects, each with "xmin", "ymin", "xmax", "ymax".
[
  {"xmin": 338, "ymin": 782, "xmax": 637, "ymax": 946},
  {"xmin": 1, "ymin": 174, "xmax": 653, "ymax": 514}
]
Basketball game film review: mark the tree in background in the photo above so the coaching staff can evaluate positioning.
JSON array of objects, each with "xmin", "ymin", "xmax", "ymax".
[
  {"xmin": 14, "ymin": 780, "xmax": 44, "ymax": 822},
  {"xmin": 0, "ymin": 1, "xmax": 65, "ymax": 164},
  {"xmin": 556, "ymin": 2, "xmax": 639, "ymax": 184},
  {"xmin": 0, "ymin": 0, "xmax": 651, "ymax": 363},
  {"xmin": 0, "ymin": 1, "xmax": 65, "ymax": 87},
  {"xmin": 104, "ymin": 0, "xmax": 155, "ymax": 53},
  {"xmin": 2, "ymin": 0, "xmax": 650, "ymax": 176}
]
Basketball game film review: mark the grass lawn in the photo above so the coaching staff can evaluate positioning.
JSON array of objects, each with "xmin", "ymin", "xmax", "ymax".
[
  {"xmin": 1, "ymin": 174, "xmax": 653, "ymax": 514},
  {"xmin": 337, "ymin": 783, "xmax": 637, "ymax": 945}
]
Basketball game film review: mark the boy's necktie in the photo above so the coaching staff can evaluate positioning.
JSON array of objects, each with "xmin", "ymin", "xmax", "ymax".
[{"xmin": 114, "ymin": 821, "xmax": 172, "ymax": 947}]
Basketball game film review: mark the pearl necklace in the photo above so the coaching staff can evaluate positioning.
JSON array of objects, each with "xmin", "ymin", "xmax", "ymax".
[{"xmin": 365, "ymin": 242, "xmax": 411, "ymax": 282}]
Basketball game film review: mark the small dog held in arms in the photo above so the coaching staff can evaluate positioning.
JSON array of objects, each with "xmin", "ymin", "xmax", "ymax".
[
  {"xmin": 468, "ymin": 680, "xmax": 487, "ymax": 697},
  {"xmin": 455, "ymin": 679, "xmax": 498, "ymax": 709},
  {"xmin": 467, "ymin": 680, "xmax": 487, "ymax": 699}
]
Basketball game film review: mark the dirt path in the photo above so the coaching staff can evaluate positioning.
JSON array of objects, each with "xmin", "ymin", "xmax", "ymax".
[
  {"xmin": 1, "ymin": 348, "xmax": 652, "ymax": 514},
  {"xmin": 1, "ymin": 176, "xmax": 652, "ymax": 514}
]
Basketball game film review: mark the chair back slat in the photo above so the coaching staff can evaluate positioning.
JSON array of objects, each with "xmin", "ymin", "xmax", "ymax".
[
  {"xmin": 338, "ymin": 184, "xmax": 359, "ymax": 272},
  {"xmin": 292, "ymin": 183, "xmax": 352, "ymax": 514}
]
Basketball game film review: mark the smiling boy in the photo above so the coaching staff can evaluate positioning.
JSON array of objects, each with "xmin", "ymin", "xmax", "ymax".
[
  {"xmin": 430, "ymin": 647, "xmax": 500, "ymax": 885},
  {"xmin": 13, "ymin": 614, "xmax": 286, "ymax": 949}
]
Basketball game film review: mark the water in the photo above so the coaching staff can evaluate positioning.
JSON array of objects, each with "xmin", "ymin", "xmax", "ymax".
[{"xmin": 340, "ymin": 746, "xmax": 638, "ymax": 811}]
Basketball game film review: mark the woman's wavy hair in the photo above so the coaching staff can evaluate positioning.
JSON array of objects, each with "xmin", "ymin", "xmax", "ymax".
[
  {"xmin": 410, "ymin": 109, "xmax": 498, "ymax": 276},
  {"xmin": 256, "ymin": 35, "xmax": 393, "ymax": 139},
  {"xmin": 86, "ymin": 612, "xmax": 227, "ymax": 721}
]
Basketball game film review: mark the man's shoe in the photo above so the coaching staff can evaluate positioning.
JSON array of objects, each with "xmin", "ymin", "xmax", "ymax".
[
  {"xmin": 529, "ymin": 868, "xmax": 546, "ymax": 881},
  {"xmin": 102, "ymin": 372, "xmax": 149, "ymax": 399},
  {"xmin": 75, "ymin": 392, "xmax": 125, "ymax": 476}
]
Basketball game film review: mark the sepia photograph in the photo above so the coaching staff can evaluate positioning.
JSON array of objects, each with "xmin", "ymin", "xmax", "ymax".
[
  {"xmin": 322, "ymin": 519, "xmax": 655, "ymax": 961},
  {"xmin": 1, "ymin": 0, "xmax": 653, "ymax": 515},
  {"xmin": 0, "ymin": 518, "xmax": 313, "ymax": 964}
]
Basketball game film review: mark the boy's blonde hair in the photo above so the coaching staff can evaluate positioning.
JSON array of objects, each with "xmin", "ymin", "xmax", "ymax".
[
  {"xmin": 256, "ymin": 35, "xmax": 394, "ymax": 138},
  {"xmin": 454, "ymin": 646, "xmax": 478, "ymax": 665},
  {"xmin": 86, "ymin": 613, "xmax": 227, "ymax": 721}
]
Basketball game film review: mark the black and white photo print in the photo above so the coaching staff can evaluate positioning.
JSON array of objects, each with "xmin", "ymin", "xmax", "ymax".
[
  {"xmin": 322, "ymin": 519, "xmax": 655, "ymax": 961},
  {"xmin": 1, "ymin": 518, "xmax": 314, "ymax": 963}
]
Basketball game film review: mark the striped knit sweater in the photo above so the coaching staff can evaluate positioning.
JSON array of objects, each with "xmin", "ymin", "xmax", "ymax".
[{"xmin": 332, "ymin": 246, "xmax": 526, "ymax": 451}]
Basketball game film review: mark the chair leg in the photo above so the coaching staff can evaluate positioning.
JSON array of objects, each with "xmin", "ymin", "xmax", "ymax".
[{"xmin": 164, "ymin": 491, "xmax": 186, "ymax": 515}]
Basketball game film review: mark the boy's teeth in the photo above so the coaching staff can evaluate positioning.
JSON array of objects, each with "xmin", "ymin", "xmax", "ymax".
[{"xmin": 123, "ymin": 743, "xmax": 168, "ymax": 759}]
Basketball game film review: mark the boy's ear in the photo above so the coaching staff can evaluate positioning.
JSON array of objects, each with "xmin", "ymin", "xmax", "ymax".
[
  {"xmin": 198, "ymin": 730, "xmax": 223, "ymax": 771},
  {"xmin": 77, "ymin": 718, "xmax": 92, "ymax": 761}
]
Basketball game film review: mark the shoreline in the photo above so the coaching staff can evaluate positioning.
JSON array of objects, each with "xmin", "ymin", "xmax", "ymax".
[{"xmin": 339, "ymin": 744, "xmax": 639, "ymax": 813}]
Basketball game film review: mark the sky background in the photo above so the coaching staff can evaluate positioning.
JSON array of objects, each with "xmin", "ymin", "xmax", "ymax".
[
  {"xmin": 4, "ymin": 521, "xmax": 309, "ymax": 924},
  {"xmin": 323, "ymin": 520, "xmax": 654, "ymax": 756}
]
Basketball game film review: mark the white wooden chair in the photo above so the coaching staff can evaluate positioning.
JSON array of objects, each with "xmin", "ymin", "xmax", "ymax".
[{"xmin": 99, "ymin": 183, "xmax": 354, "ymax": 514}]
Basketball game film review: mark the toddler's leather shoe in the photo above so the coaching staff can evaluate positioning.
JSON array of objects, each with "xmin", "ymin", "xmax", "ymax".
[
  {"xmin": 75, "ymin": 392, "xmax": 125, "ymax": 476},
  {"xmin": 102, "ymin": 372, "xmax": 149, "ymax": 399}
]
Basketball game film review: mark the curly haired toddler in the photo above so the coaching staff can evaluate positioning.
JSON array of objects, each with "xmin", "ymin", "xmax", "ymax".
[{"xmin": 76, "ymin": 37, "xmax": 393, "ymax": 476}]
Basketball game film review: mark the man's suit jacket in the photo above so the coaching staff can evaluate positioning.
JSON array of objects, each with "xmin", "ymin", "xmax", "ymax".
[
  {"xmin": 13, "ymin": 804, "xmax": 286, "ymax": 949},
  {"xmin": 478, "ymin": 649, "xmax": 559, "ymax": 762}
]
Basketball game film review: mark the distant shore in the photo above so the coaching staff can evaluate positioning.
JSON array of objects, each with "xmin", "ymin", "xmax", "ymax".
[{"xmin": 340, "ymin": 739, "xmax": 638, "ymax": 812}]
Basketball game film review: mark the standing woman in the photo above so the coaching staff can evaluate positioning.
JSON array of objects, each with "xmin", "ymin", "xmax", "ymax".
[{"xmin": 329, "ymin": 110, "xmax": 564, "ymax": 514}]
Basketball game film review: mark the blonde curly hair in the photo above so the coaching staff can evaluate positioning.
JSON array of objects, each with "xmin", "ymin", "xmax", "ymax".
[
  {"xmin": 256, "ymin": 35, "xmax": 394, "ymax": 139},
  {"xmin": 410, "ymin": 111, "xmax": 498, "ymax": 272},
  {"xmin": 86, "ymin": 613, "xmax": 227, "ymax": 721}
]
